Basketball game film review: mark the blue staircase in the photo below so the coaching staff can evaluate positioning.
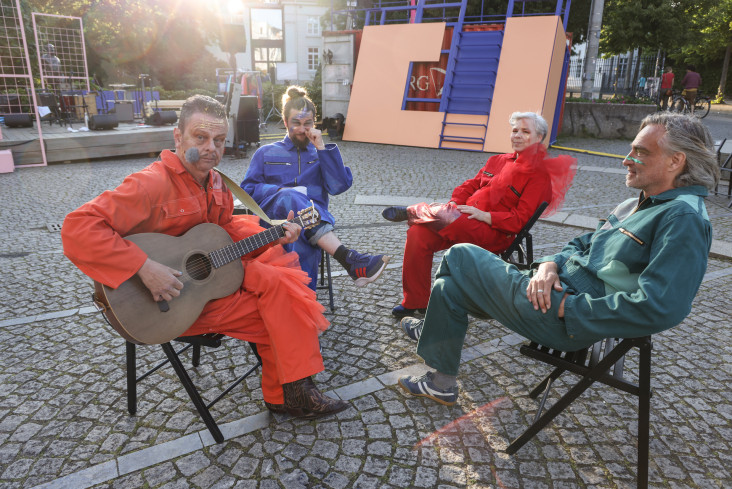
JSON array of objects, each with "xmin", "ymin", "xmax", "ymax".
[{"xmin": 439, "ymin": 29, "xmax": 504, "ymax": 151}]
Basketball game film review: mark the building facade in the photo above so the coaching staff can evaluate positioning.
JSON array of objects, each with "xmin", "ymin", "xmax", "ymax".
[{"xmin": 217, "ymin": 0, "xmax": 328, "ymax": 84}]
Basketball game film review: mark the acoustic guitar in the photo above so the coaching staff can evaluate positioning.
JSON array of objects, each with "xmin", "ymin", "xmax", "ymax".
[{"xmin": 93, "ymin": 206, "xmax": 319, "ymax": 345}]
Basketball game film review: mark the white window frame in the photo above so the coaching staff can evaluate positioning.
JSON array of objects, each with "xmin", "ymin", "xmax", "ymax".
[
  {"xmin": 307, "ymin": 47, "xmax": 319, "ymax": 71},
  {"xmin": 307, "ymin": 16, "xmax": 319, "ymax": 36}
]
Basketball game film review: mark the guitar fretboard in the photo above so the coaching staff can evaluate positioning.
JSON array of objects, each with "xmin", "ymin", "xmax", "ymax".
[{"xmin": 207, "ymin": 216, "xmax": 303, "ymax": 268}]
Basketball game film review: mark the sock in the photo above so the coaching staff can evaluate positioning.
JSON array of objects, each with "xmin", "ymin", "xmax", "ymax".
[
  {"xmin": 431, "ymin": 371, "xmax": 457, "ymax": 390},
  {"xmin": 333, "ymin": 245, "xmax": 350, "ymax": 268}
]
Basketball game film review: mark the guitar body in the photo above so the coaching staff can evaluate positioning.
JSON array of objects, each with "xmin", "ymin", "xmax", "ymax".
[{"xmin": 94, "ymin": 223, "xmax": 244, "ymax": 345}]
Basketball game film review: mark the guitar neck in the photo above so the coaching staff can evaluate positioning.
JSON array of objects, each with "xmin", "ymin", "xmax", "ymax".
[{"xmin": 207, "ymin": 216, "xmax": 302, "ymax": 268}]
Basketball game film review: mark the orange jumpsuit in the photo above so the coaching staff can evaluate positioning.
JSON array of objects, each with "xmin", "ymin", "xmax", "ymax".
[{"xmin": 62, "ymin": 150, "xmax": 329, "ymax": 404}]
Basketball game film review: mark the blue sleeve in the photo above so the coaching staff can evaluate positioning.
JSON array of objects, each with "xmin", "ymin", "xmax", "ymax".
[
  {"xmin": 317, "ymin": 144, "xmax": 353, "ymax": 196},
  {"xmin": 241, "ymin": 146, "xmax": 280, "ymax": 203},
  {"xmin": 562, "ymin": 211, "xmax": 710, "ymax": 341}
]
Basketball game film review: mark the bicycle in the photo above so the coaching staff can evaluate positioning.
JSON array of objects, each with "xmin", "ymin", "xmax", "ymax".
[{"xmin": 670, "ymin": 90, "xmax": 711, "ymax": 118}]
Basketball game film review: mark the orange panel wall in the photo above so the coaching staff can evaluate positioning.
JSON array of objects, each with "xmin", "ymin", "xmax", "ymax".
[
  {"xmin": 484, "ymin": 16, "xmax": 567, "ymax": 153},
  {"xmin": 343, "ymin": 23, "xmax": 446, "ymax": 147}
]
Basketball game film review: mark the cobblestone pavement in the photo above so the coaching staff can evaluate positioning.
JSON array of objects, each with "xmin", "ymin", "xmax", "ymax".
[{"xmin": 1, "ymin": 116, "xmax": 731, "ymax": 489}]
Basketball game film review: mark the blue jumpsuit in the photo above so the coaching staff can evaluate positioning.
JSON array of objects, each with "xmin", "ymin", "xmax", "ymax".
[{"xmin": 241, "ymin": 136, "xmax": 352, "ymax": 289}]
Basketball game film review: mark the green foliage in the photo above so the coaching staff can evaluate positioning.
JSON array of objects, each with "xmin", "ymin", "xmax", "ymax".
[
  {"xmin": 599, "ymin": 0, "xmax": 691, "ymax": 55},
  {"xmin": 305, "ymin": 65, "xmax": 323, "ymax": 116},
  {"xmin": 24, "ymin": 0, "xmax": 228, "ymax": 91}
]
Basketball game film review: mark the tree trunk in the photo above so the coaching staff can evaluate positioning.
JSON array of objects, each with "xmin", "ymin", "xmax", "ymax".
[
  {"xmin": 718, "ymin": 41, "xmax": 731, "ymax": 101},
  {"xmin": 624, "ymin": 49, "xmax": 634, "ymax": 95}
]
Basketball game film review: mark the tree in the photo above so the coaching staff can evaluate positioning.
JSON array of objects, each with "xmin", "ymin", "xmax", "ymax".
[
  {"xmin": 677, "ymin": 0, "xmax": 732, "ymax": 101},
  {"xmin": 23, "ymin": 0, "xmax": 229, "ymax": 90},
  {"xmin": 599, "ymin": 0, "xmax": 691, "ymax": 56}
]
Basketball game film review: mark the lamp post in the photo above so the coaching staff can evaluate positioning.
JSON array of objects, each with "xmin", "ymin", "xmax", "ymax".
[{"xmin": 581, "ymin": 0, "xmax": 604, "ymax": 100}]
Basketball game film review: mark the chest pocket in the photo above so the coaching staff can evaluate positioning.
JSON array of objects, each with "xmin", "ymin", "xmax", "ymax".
[
  {"xmin": 162, "ymin": 197, "xmax": 201, "ymax": 219},
  {"xmin": 498, "ymin": 184, "xmax": 522, "ymax": 208},
  {"xmin": 263, "ymin": 158, "xmax": 294, "ymax": 184}
]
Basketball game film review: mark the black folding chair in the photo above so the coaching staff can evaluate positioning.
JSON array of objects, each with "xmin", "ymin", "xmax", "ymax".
[
  {"xmin": 507, "ymin": 336, "xmax": 653, "ymax": 489},
  {"xmin": 126, "ymin": 334, "xmax": 262, "ymax": 443},
  {"xmin": 500, "ymin": 201, "xmax": 548, "ymax": 269},
  {"xmin": 714, "ymin": 138, "xmax": 732, "ymax": 207},
  {"xmin": 318, "ymin": 249, "xmax": 335, "ymax": 311}
]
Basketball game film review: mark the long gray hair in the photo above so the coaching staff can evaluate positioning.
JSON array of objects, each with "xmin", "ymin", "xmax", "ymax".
[{"xmin": 640, "ymin": 113, "xmax": 720, "ymax": 190}]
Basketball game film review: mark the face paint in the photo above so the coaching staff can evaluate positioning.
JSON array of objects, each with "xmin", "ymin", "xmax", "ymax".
[{"xmin": 625, "ymin": 153, "xmax": 645, "ymax": 166}]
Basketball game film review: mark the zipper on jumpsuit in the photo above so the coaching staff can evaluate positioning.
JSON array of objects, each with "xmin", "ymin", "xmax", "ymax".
[{"xmin": 295, "ymin": 148, "xmax": 301, "ymax": 185}]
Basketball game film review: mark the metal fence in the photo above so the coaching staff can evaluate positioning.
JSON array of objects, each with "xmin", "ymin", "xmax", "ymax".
[{"xmin": 565, "ymin": 52, "xmax": 665, "ymax": 99}]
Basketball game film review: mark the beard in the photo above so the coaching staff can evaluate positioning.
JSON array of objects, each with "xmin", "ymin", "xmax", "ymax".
[{"xmin": 292, "ymin": 134, "xmax": 310, "ymax": 149}]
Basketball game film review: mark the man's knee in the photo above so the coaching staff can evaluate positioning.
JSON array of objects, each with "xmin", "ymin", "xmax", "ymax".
[{"xmin": 269, "ymin": 189, "xmax": 312, "ymax": 216}]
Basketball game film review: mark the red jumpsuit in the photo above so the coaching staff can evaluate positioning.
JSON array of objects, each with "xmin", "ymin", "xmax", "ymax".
[
  {"xmin": 62, "ymin": 150, "xmax": 328, "ymax": 405},
  {"xmin": 401, "ymin": 151, "xmax": 553, "ymax": 309}
]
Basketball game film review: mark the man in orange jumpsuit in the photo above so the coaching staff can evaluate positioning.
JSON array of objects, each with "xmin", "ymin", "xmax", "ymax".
[{"xmin": 62, "ymin": 95, "xmax": 348, "ymax": 419}]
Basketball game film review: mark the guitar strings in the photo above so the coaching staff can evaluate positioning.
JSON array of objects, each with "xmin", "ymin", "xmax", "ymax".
[{"xmin": 174, "ymin": 216, "xmax": 307, "ymax": 279}]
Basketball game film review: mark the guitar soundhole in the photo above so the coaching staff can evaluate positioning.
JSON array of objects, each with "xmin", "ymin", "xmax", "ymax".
[{"xmin": 186, "ymin": 253, "xmax": 212, "ymax": 280}]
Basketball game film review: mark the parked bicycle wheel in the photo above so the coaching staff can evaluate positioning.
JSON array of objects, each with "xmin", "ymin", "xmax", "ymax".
[
  {"xmin": 694, "ymin": 97, "xmax": 711, "ymax": 118},
  {"xmin": 671, "ymin": 97, "xmax": 687, "ymax": 114}
]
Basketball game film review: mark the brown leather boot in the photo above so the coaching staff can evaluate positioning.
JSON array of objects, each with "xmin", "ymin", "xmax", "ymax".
[
  {"xmin": 283, "ymin": 377, "xmax": 349, "ymax": 419},
  {"xmin": 264, "ymin": 401, "xmax": 287, "ymax": 414}
]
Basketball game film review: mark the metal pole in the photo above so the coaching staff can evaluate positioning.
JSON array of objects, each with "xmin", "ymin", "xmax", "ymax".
[{"xmin": 581, "ymin": 0, "xmax": 604, "ymax": 99}]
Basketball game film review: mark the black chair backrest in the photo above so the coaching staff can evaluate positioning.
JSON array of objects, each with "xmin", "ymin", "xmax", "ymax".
[{"xmin": 500, "ymin": 201, "xmax": 548, "ymax": 265}]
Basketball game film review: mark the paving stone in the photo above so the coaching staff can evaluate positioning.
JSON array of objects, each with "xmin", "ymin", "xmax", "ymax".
[{"xmin": 1, "ymin": 129, "xmax": 732, "ymax": 489}]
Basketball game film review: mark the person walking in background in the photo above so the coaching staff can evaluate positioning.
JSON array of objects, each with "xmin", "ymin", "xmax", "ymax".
[
  {"xmin": 682, "ymin": 65, "xmax": 701, "ymax": 114},
  {"xmin": 660, "ymin": 66, "xmax": 674, "ymax": 110}
]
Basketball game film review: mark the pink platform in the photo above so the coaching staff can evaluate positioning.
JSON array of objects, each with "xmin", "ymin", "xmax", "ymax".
[{"xmin": 0, "ymin": 149, "xmax": 15, "ymax": 173}]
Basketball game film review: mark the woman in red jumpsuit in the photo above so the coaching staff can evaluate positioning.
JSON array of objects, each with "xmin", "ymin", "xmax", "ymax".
[{"xmin": 382, "ymin": 112, "xmax": 576, "ymax": 318}]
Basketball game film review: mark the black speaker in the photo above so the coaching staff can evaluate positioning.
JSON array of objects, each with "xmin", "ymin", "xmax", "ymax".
[
  {"xmin": 88, "ymin": 113, "xmax": 118, "ymax": 130},
  {"xmin": 236, "ymin": 96, "xmax": 259, "ymax": 143},
  {"xmin": 148, "ymin": 111, "xmax": 178, "ymax": 126},
  {"xmin": 220, "ymin": 23, "xmax": 247, "ymax": 54},
  {"xmin": 3, "ymin": 114, "xmax": 33, "ymax": 127}
]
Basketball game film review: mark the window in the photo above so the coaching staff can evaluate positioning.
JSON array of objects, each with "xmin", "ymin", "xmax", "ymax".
[
  {"xmin": 307, "ymin": 17, "xmax": 319, "ymax": 36},
  {"xmin": 308, "ymin": 47, "xmax": 319, "ymax": 71},
  {"xmin": 251, "ymin": 8, "xmax": 283, "ymax": 40},
  {"xmin": 254, "ymin": 47, "xmax": 282, "ymax": 79}
]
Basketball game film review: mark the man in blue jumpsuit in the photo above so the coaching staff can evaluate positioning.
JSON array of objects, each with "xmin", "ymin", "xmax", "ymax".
[
  {"xmin": 397, "ymin": 112, "xmax": 720, "ymax": 406},
  {"xmin": 242, "ymin": 86, "xmax": 389, "ymax": 290}
]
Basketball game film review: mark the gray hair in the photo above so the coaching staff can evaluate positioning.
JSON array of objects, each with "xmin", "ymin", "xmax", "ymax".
[
  {"xmin": 178, "ymin": 95, "xmax": 227, "ymax": 133},
  {"xmin": 639, "ymin": 113, "xmax": 720, "ymax": 190},
  {"xmin": 509, "ymin": 112, "xmax": 548, "ymax": 142}
]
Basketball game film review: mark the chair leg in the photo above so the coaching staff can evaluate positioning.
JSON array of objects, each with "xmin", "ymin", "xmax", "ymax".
[
  {"xmin": 325, "ymin": 253, "xmax": 335, "ymax": 312},
  {"xmin": 126, "ymin": 341, "xmax": 137, "ymax": 415},
  {"xmin": 637, "ymin": 339, "xmax": 652, "ymax": 489},
  {"xmin": 506, "ymin": 339, "xmax": 633, "ymax": 455},
  {"xmin": 319, "ymin": 250, "xmax": 335, "ymax": 312},
  {"xmin": 161, "ymin": 342, "xmax": 224, "ymax": 443}
]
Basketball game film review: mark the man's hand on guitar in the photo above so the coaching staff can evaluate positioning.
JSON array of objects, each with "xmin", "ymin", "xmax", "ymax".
[
  {"xmin": 280, "ymin": 210, "xmax": 302, "ymax": 245},
  {"xmin": 137, "ymin": 258, "xmax": 184, "ymax": 302}
]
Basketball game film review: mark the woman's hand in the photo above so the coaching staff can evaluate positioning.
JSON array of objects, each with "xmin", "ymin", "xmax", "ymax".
[
  {"xmin": 457, "ymin": 205, "xmax": 492, "ymax": 225},
  {"xmin": 526, "ymin": 262, "xmax": 563, "ymax": 313}
]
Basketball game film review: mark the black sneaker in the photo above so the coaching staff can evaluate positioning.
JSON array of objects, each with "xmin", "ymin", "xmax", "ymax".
[
  {"xmin": 382, "ymin": 206, "xmax": 408, "ymax": 222},
  {"xmin": 401, "ymin": 317, "xmax": 423, "ymax": 341},
  {"xmin": 398, "ymin": 371, "xmax": 458, "ymax": 406},
  {"xmin": 392, "ymin": 305, "xmax": 426, "ymax": 318},
  {"xmin": 344, "ymin": 250, "xmax": 390, "ymax": 287}
]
